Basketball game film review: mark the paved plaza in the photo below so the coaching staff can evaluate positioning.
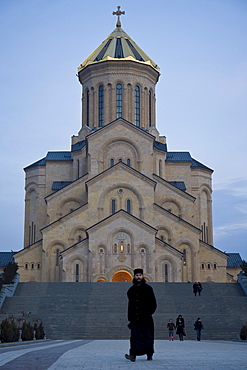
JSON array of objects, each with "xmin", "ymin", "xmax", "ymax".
[{"xmin": 0, "ymin": 339, "xmax": 246, "ymax": 369}]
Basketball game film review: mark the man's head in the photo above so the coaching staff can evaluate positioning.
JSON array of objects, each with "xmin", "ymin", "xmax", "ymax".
[{"xmin": 133, "ymin": 268, "xmax": 144, "ymax": 282}]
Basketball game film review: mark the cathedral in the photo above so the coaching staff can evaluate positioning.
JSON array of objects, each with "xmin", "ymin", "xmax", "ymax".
[{"xmin": 15, "ymin": 7, "xmax": 229, "ymax": 283}]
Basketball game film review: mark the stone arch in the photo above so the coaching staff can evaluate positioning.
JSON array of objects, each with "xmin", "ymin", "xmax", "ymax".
[
  {"xmin": 99, "ymin": 183, "xmax": 145, "ymax": 220},
  {"xmin": 175, "ymin": 240, "xmax": 196, "ymax": 282},
  {"xmin": 64, "ymin": 254, "xmax": 88, "ymax": 282},
  {"xmin": 136, "ymin": 243, "xmax": 151, "ymax": 274},
  {"xmin": 107, "ymin": 265, "xmax": 134, "ymax": 282},
  {"xmin": 56, "ymin": 197, "xmax": 84, "ymax": 217},
  {"xmin": 161, "ymin": 198, "xmax": 182, "ymax": 217},
  {"xmin": 156, "ymin": 225, "xmax": 172, "ymax": 243},
  {"xmin": 46, "ymin": 240, "xmax": 67, "ymax": 282},
  {"xmin": 99, "ymin": 137, "xmax": 140, "ymax": 171},
  {"xmin": 155, "ymin": 255, "xmax": 179, "ymax": 282},
  {"xmin": 199, "ymin": 184, "xmax": 212, "ymax": 243},
  {"xmin": 109, "ymin": 228, "xmax": 134, "ymax": 257},
  {"xmin": 68, "ymin": 225, "xmax": 87, "ymax": 243},
  {"xmin": 96, "ymin": 243, "xmax": 108, "ymax": 273},
  {"xmin": 112, "ymin": 270, "xmax": 133, "ymax": 282}
]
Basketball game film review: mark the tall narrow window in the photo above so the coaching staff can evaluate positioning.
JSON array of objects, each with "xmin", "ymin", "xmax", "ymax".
[
  {"xmin": 86, "ymin": 90, "xmax": 89, "ymax": 126},
  {"xmin": 135, "ymin": 85, "xmax": 140, "ymax": 127},
  {"xmin": 116, "ymin": 83, "xmax": 122, "ymax": 118},
  {"xmin": 126, "ymin": 199, "xmax": 131, "ymax": 214},
  {"xmin": 183, "ymin": 249, "xmax": 187, "ymax": 266},
  {"xmin": 127, "ymin": 158, "xmax": 131, "ymax": 166},
  {"xmin": 98, "ymin": 85, "xmax": 104, "ymax": 126},
  {"xmin": 77, "ymin": 159, "xmax": 80, "ymax": 179},
  {"xmin": 76, "ymin": 264, "xmax": 79, "ymax": 282},
  {"xmin": 164, "ymin": 264, "xmax": 168, "ymax": 282},
  {"xmin": 149, "ymin": 90, "xmax": 152, "ymax": 127},
  {"xmin": 111, "ymin": 199, "xmax": 116, "ymax": 214},
  {"xmin": 56, "ymin": 249, "xmax": 60, "ymax": 266},
  {"xmin": 110, "ymin": 158, "xmax": 114, "ymax": 167}
]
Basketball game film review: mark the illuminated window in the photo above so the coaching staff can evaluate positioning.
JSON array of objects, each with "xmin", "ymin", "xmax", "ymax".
[{"xmin": 120, "ymin": 242, "xmax": 124, "ymax": 253}]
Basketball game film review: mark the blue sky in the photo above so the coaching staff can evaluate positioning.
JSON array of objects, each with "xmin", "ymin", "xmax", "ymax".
[{"xmin": 0, "ymin": 0, "xmax": 246, "ymax": 260}]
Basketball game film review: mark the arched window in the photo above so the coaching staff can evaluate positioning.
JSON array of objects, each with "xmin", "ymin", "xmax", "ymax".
[
  {"xmin": 183, "ymin": 249, "xmax": 187, "ymax": 266},
  {"xmin": 120, "ymin": 241, "xmax": 124, "ymax": 253},
  {"xmin": 164, "ymin": 264, "xmax": 168, "ymax": 282},
  {"xmin": 127, "ymin": 243, "xmax": 131, "ymax": 253},
  {"xmin": 98, "ymin": 85, "xmax": 104, "ymax": 126},
  {"xmin": 110, "ymin": 158, "xmax": 114, "ymax": 167},
  {"xmin": 149, "ymin": 90, "xmax": 152, "ymax": 127},
  {"xmin": 135, "ymin": 85, "xmax": 140, "ymax": 127},
  {"xmin": 75, "ymin": 264, "xmax": 79, "ymax": 282},
  {"xmin": 111, "ymin": 199, "xmax": 116, "ymax": 214},
  {"xmin": 116, "ymin": 83, "xmax": 122, "ymax": 118},
  {"xmin": 159, "ymin": 159, "xmax": 162, "ymax": 177},
  {"xmin": 127, "ymin": 158, "xmax": 131, "ymax": 166},
  {"xmin": 126, "ymin": 199, "xmax": 131, "ymax": 214},
  {"xmin": 86, "ymin": 90, "xmax": 89, "ymax": 126},
  {"xmin": 113, "ymin": 243, "xmax": 117, "ymax": 253}
]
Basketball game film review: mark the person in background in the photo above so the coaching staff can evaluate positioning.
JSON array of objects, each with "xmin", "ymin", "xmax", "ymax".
[
  {"xmin": 193, "ymin": 282, "xmax": 199, "ymax": 296},
  {"xmin": 194, "ymin": 317, "xmax": 204, "ymax": 341},
  {"xmin": 176, "ymin": 314, "xmax": 185, "ymax": 341},
  {"xmin": 197, "ymin": 282, "xmax": 203, "ymax": 296},
  {"xmin": 167, "ymin": 318, "xmax": 176, "ymax": 341}
]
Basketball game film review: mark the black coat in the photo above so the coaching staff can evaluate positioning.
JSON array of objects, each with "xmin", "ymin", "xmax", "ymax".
[{"xmin": 127, "ymin": 280, "xmax": 157, "ymax": 323}]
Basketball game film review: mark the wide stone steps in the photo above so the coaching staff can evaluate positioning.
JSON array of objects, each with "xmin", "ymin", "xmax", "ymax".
[{"xmin": 0, "ymin": 282, "xmax": 246, "ymax": 340}]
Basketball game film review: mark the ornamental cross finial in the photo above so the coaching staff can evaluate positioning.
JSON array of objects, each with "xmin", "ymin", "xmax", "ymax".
[{"xmin": 112, "ymin": 6, "xmax": 125, "ymax": 27}]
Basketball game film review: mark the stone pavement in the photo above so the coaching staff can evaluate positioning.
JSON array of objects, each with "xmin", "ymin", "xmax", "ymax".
[{"xmin": 0, "ymin": 339, "xmax": 246, "ymax": 369}]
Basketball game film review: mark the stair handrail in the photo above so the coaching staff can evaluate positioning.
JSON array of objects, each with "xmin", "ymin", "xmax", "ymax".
[
  {"xmin": 0, "ymin": 273, "xmax": 20, "ymax": 309},
  {"xmin": 238, "ymin": 271, "xmax": 247, "ymax": 296}
]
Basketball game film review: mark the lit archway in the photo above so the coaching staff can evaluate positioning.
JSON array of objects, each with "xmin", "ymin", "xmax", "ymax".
[
  {"xmin": 97, "ymin": 278, "xmax": 106, "ymax": 282},
  {"xmin": 112, "ymin": 270, "xmax": 132, "ymax": 282}
]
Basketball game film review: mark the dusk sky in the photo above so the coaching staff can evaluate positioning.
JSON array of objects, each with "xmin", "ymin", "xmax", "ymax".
[{"xmin": 1, "ymin": 0, "xmax": 247, "ymax": 260}]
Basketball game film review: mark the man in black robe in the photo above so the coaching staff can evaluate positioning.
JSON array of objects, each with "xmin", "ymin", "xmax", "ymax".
[{"xmin": 125, "ymin": 268, "xmax": 157, "ymax": 362}]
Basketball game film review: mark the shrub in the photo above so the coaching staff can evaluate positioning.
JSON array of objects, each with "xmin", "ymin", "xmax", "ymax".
[
  {"xmin": 0, "ymin": 312, "xmax": 45, "ymax": 343},
  {"xmin": 3, "ymin": 262, "xmax": 19, "ymax": 284},
  {"xmin": 240, "ymin": 323, "xmax": 247, "ymax": 340}
]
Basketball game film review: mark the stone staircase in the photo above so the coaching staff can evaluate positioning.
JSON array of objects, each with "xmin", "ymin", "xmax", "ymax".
[{"xmin": 0, "ymin": 282, "xmax": 246, "ymax": 340}]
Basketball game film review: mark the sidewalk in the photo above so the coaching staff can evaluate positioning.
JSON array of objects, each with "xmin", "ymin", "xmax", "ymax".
[{"xmin": 0, "ymin": 339, "xmax": 246, "ymax": 369}]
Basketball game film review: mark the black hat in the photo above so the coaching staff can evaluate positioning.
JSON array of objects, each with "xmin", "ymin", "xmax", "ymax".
[{"xmin": 134, "ymin": 268, "xmax": 143, "ymax": 275}]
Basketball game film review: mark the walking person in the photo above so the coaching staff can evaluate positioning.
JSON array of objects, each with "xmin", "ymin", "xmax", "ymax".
[
  {"xmin": 167, "ymin": 319, "xmax": 176, "ymax": 341},
  {"xmin": 176, "ymin": 314, "xmax": 185, "ymax": 341},
  {"xmin": 194, "ymin": 317, "xmax": 204, "ymax": 341},
  {"xmin": 193, "ymin": 282, "xmax": 199, "ymax": 296},
  {"xmin": 197, "ymin": 282, "xmax": 203, "ymax": 296},
  {"xmin": 125, "ymin": 268, "xmax": 157, "ymax": 362}
]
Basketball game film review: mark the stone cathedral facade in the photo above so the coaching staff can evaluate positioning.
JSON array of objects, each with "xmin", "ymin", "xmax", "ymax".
[{"xmin": 15, "ymin": 9, "xmax": 229, "ymax": 283}]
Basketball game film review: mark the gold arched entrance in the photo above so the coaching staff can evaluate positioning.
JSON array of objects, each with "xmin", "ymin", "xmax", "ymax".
[{"xmin": 112, "ymin": 270, "xmax": 132, "ymax": 282}]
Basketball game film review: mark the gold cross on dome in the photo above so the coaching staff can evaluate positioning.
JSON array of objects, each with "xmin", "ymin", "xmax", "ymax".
[{"xmin": 112, "ymin": 6, "xmax": 125, "ymax": 27}]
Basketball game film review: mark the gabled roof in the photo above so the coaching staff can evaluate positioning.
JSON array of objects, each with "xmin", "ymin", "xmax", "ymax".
[
  {"xmin": 86, "ymin": 209, "xmax": 158, "ymax": 234},
  {"xmin": 227, "ymin": 253, "xmax": 242, "ymax": 267}
]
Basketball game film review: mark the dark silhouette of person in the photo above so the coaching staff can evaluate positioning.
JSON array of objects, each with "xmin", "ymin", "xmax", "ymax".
[
  {"xmin": 193, "ymin": 282, "xmax": 199, "ymax": 296},
  {"xmin": 176, "ymin": 314, "xmax": 185, "ymax": 341},
  {"xmin": 194, "ymin": 317, "xmax": 204, "ymax": 340},
  {"xmin": 197, "ymin": 282, "xmax": 203, "ymax": 296},
  {"xmin": 125, "ymin": 268, "xmax": 157, "ymax": 362}
]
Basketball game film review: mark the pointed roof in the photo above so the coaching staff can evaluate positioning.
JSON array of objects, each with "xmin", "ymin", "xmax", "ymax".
[{"xmin": 78, "ymin": 9, "xmax": 159, "ymax": 74}]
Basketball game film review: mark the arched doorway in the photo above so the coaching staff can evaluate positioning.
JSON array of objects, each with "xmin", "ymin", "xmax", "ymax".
[{"xmin": 112, "ymin": 270, "xmax": 132, "ymax": 282}]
